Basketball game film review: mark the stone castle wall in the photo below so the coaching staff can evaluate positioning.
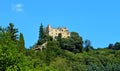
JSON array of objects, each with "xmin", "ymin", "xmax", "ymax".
[{"xmin": 45, "ymin": 25, "xmax": 70, "ymax": 39}]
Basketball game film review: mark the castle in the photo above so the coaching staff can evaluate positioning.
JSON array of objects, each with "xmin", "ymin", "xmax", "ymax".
[
  {"xmin": 34, "ymin": 24, "xmax": 70, "ymax": 51},
  {"xmin": 45, "ymin": 24, "xmax": 70, "ymax": 39}
]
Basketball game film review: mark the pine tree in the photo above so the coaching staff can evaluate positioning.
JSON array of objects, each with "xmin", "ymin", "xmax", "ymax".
[
  {"xmin": 39, "ymin": 23, "xmax": 45, "ymax": 40},
  {"xmin": 37, "ymin": 23, "xmax": 46, "ymax": 45},
  {"xmin": 6, "ymin": 23, "xmax": 18, "ymax": 41}
]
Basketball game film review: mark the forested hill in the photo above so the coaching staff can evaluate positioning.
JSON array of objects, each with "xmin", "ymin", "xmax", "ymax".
[{"xmin": 0, "ymin": 23, "xmax": 120, "ymax": 71}]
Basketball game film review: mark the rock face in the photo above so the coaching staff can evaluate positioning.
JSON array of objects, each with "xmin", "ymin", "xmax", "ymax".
[{"xmin": 45, "ymin": 24, "xmax": 70, "ymax": 39}]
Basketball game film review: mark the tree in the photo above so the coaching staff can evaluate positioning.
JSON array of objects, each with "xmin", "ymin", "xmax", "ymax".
[
  {"xmin": 45, "ymin": 41, "xmax": 60, "ymax": 65},
  {"xmin": 0, "ymin": 27, "xmax": 19, "ymax": 71},
  {"xmin": 71, "ymin": 32, "xmax": 83, "ymax": 52},
  {"xmin": 18, "ymin": 33, "xmax": 25, "ymax": 52},
  {"xmin": 6, "ymin": 23, "xmax": 18, "ymax": 41},
  {"xmin": 39, "ymin": 23, "xmax": 45, "ymax": 40},
  {"xmin": 37, "ymin": 23, "xmax": 46, "ymax": 45},
  {"xmin": 108, "ymin": 44, "xmax": 114, "ymax": 49},
  {"xmin": 84, "ymin": 39, "xmax": 91, "ymax": 52},
  {"xmin": 114, "ymin": 42, "xmax": 120, "ymax": 50},
  {"xmin": 59, "ymin": 32, "xmax": 83, "ymax": 53}
]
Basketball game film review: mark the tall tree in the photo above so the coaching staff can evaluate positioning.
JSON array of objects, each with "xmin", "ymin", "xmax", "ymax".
[
  {"xmin": 6, "ymin": 23, "xmax": 18, "ymax": 41},
  {"xmin": 37, "ymin": 23, "xmax": 46, "ymax": 45},
  {"xmin": 39, "ymin": 23, "xmax": 45, "ymax": 40},
  {"xmin": 18, "ymin": 33, "xmax": 25, "ymax": 52}
]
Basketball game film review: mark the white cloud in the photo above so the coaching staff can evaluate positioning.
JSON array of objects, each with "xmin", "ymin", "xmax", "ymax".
[{"xmin": 12, "ymin": 3, "xmax": 23, "ymax": 12}]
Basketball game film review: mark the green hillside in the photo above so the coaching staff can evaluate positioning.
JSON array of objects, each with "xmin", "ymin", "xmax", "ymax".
[{"xmin": 0, "ymin": 23, "xmax": 120, "ymax": 71}]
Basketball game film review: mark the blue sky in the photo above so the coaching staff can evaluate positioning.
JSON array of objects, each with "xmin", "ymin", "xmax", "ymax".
[{"xmin": 0, "ymin": 0, "xmax": 120, "ymax": 48}]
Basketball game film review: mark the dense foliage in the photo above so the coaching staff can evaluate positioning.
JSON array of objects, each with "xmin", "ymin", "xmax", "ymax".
[{"xmin": 0, "ymin": 23, "xmax": 120, "ymax": 71}]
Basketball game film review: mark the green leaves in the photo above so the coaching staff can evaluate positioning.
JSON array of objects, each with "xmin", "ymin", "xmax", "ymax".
[
  {"xmin": 18, "ymin": 33, "xmax": 25, "ymax": 52},
  {"xmin": 0, "ymin": 23, "xmax": 120, "ymax": 71},
  {"xmin": 58, "ymin": 32, "xmax": 83, "ymax": 53},
  {"xmin": 6, "ymin": 23, "xmax": 18, "ymax": 41},
  {"xmin": 0, "ymin": 31, "xmax": 19, "ymax": 71}
]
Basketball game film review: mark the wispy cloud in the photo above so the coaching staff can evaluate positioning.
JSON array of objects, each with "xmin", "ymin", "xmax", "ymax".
[{"xmin": 12, "ymin": 3, "xmax": 23, "ymax": 12}]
